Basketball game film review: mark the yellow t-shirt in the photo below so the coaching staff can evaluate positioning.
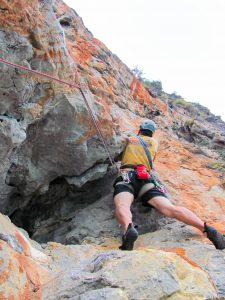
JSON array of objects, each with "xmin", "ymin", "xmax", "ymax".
[{"xmin": 121, "ymin": 135, "xmax": 158, "ymax": 171}]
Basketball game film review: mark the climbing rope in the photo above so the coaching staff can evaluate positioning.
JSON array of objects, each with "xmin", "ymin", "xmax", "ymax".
[
  {"xmin": 0, "ymin": 57, "xmax": 115, "ymax": 166},
  {"xmin": 0, "ymin": 58, "xmax": 80, "ymax": 89},
  {"xmin": 77, "ymin": 88, "xmax": 114, "ymax": 166}
]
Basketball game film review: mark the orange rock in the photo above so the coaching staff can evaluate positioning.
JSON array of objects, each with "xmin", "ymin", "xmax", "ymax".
[{"xmin": 163, "ymin": 247, "xmax": 200, "ymax": 269}]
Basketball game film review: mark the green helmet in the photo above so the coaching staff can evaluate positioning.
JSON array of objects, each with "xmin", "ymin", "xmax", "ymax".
[{"xmin": 140, "ymin": 120, "xmax": 157, "ymax": 133}]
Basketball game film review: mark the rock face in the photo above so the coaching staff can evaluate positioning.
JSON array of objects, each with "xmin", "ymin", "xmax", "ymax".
[
  {"xmin": 0, "ymin": 0, "xmax": 225, "ymax": 299},
  {"xmin": 0, "ymin": 213, "xmax": 50, "ymax": 300},
  {"xmin": 42, "ymin": 245, "xmax": 218, "ymax": 300},
  {"xmin": 0, "ymin": 0, "xmax": 224, "ymax": 243},
  {"xmin": 0, "ymin": 0, "xmax": 168, "ymax": 238},
  {"xmin": 1, "ymin": 212, "xmax": 224, "ymax": 300}
]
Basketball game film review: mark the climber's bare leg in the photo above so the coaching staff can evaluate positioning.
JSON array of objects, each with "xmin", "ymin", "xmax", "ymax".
[
  {"xmin": 149, "ymin": 196, "xmax": 205, "ymax": 232},
  {"xmin": 114, "ymin": 192, "xmax": 134, "ymax": 232}
]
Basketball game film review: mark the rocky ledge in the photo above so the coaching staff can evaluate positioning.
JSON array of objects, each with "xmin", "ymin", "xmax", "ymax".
[{"xmin": 1, "ymin": 213, "xmax": 225, "ymax": 300}]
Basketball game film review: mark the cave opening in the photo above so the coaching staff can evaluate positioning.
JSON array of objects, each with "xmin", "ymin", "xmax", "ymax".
[{"xmin": 7, "ymin": 172, "xmax": 164, "ymax": 246}]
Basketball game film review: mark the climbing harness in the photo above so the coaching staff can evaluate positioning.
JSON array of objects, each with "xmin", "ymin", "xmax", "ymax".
[
  {"xmin": 120, "ymin": 170, "xmax": 131, "ymax": 184},
  {"xmin": 0, "ymin": 58, "xmax": 115, "ymax": 167}
]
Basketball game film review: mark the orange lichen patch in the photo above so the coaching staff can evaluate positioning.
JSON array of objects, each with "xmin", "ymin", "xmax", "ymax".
[
  {"xmin": 0, "ymin": 260, "xmax": 12, "ymax": 285},
  {"xmin": 154, "ymin": 133, "xmax": 225, "ymax": 222},
  {"xmin": 15, "ymin": 231, "xmax": 31, "ymax": 257},
  {"xmin": 129, "ymin": 76, "xmax": 169, "ymax": 116},
  {"xmin": 6, "ymin": 244, "xmax": 49, "ymax": 299},
  {"xmin": 130, "ymin": 76, "xmax": 151, "ymax": 104},
  {"xmin": 163, "ymin": 248, "xmax": 201, "ymax": 269},
  {"xmin": 0, "ymin": 242, "xmax": 33, "ymax": 299},
  {"xmin": 75, "ymin": 39, "xmax": 98, "ymax": 65},
  {"xmin": 14, "ymin": 253, "xmax": 41, "ymax": 288},
  {"xmin": 0, "ymin": 0, "xmax": 43, "ymax": 35}
]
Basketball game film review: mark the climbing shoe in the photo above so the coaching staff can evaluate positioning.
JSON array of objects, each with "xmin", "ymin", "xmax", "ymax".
[
  {"xmin": 119, "ymin": 223, "xmax": 138, "ymax": 251},
  {"xmin": 204, "ymin": 223, "xmax": 225, "ymax": 250}
]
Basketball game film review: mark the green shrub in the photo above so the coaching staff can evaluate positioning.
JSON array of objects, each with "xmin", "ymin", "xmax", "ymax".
[
  {"xmin": 217, "ymin": 149, "xmax": 225, "ymax": 160},
  {"xmin": 174, "ymin": 98, "xmax": 192, "ymax": 107},
  {"xmin": 207, "ymin": 161, "xmax": 225, "ymax": 171},
  {"xmin": 172, "ymin": 123, "xmax": 179, "ymax": 131},
  {"xmin": 198, "ymin": 138, "xmax": 210, "ymax": 146},
  {"xmin": 184, "ymin": 118, "xmax": 195, "ymax": 128},
  {"xmin": 199, "ymin": 111, "xmax": 207, "ymax": 118},
  {"xmin": 131, "ymin": 66, "xmax": 163, "ymax": 96},
  {"xmin": 132, "ymin": 66, "xmax": 144, "ymax": 80}
]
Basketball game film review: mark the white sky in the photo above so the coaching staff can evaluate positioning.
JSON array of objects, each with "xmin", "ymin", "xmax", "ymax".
[{"xmin": 64, "ymin": 0, "xmax": 225, "ymax": 121}]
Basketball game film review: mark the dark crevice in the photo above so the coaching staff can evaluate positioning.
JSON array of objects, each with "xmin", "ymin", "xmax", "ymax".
[
  {"xmin": 215, "ymin": 141, "xmax": 225, "ymax": 146},
  {"xmin": 59, "ymin": 18, "xmax": 71, "ymax": 27},
  {"xmin": 28, "ymin": 31, "xmax": 42, "ymax": 50},
  {"xmin": 0, "ymin": 113, "xmax": 17, "ymax": 121},
  {"xmin": 65, "ymin": 160, "xmax": 108, "ymax": 180}
]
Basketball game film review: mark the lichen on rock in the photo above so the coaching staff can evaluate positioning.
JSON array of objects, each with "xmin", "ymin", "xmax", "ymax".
[{"xmin": 0, "ymin": 0, "xmax": 225, "ymax": 299}]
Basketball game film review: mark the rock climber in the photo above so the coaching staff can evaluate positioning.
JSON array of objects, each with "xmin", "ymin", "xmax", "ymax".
[{"xmin": 113, "ymin": 119, "xmax": 225, "ymax": 250}]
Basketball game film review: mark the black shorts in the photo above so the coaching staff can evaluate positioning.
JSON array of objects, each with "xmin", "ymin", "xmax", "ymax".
[{"xmin": 113, "ymin": 170, "xmax": 167, "ymax": 207}]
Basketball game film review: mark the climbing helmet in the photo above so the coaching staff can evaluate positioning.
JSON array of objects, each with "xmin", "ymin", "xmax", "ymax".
[{"xmin": 140, "ymin": 120, "xmax": 157, "ymax": 133}]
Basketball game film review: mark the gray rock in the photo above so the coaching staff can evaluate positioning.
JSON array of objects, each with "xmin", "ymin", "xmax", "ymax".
[
  {"xmin": 77, "ymin": 287, "xmax": 129, "ymax": 300},
  {"xmin": 0, "ymin": 117, "xmax": 26, "ymax": 213},
  {"xmin": 137, "ymin": 222, "xmax": 225, "ymax": 298},
  {"xmin": 0, "ymin": 30, "xmax": 34, "ymax": 118},
  {"xmin": 65, "ymin": 163, "xmax": 108, "ymax": 188},
  {"xmin": 0, "ymin": 1, "xmax": 225, "ymax": 299},
  {"xmin": 41, "ymin": 245, "xmax": 217, "ymax": 300},
  {"xmin": 5, "ymin": 93, "xmax": 122, "ymax": 196},
  {"xmin": 0, "ymin": 233, "xmax": 24, "ymax": 253},
  {"xmin": 185, "ymin": 245, "xmax": 225, "ymax": 298}
]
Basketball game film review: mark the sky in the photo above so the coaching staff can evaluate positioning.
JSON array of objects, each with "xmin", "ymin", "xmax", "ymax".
[{"xmin": 64, "ymin": 0, "xmax": 225, "ymax": 121}]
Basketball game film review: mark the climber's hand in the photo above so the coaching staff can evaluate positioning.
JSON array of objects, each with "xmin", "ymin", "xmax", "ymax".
[{"xmin": 107, "ymin": 162, "xmax": 120, "ymax": 176}]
